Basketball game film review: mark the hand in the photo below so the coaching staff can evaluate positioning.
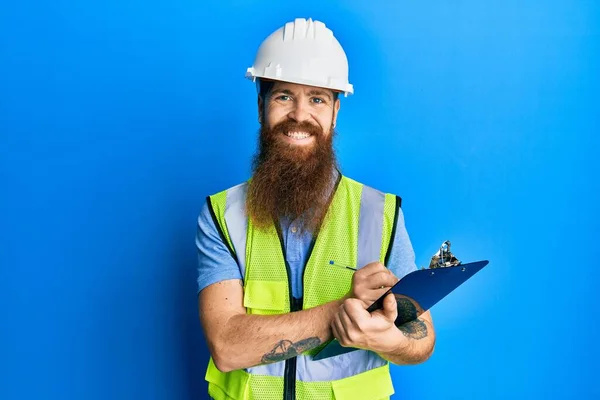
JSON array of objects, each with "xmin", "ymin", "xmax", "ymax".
[
  {"xmin": 348, "ymin": 262, "xmax": 399, "ymax": 307},
  {"xmin": 331, "ymin": 293, "xmax": 404, "ymax": 354}
]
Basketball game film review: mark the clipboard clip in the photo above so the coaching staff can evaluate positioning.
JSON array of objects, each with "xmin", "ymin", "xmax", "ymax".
[{"xmin": 426, "ymin": 240, "xmax": 462, "ymax": 269}]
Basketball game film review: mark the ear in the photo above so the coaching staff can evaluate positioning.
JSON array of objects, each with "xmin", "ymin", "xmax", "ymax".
[
  {"xmin": 332, "ymin": 98, "xmax": 341, "ymax": 128},
  {"xmin": 257, "ymin": 96, "xmax": 264, "ymax": 124}
]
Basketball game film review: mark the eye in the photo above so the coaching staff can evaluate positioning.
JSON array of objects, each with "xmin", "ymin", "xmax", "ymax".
[
  {"xmin": 311, "ymin": 97, "xmax": 325, "ymax": 104},
  {"xmin": 276, "ymin": 95, "xmax": 291, "ymax": 101}
]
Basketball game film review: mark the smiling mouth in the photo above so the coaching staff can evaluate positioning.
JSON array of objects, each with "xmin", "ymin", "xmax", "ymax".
[{"xmin": 284, "ymin": 131, "xmax": 312, "ymax": 140}]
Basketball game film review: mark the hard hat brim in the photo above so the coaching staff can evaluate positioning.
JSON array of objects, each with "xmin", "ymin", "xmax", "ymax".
[{"xmin": 247, "ymin": 74, "xmax": 353, "ymax": 97}]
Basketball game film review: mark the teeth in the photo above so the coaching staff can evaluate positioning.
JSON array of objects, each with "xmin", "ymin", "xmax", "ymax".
[{"xmin": 286, "ymin": 131, "xmax": 311, "ymax": 139}]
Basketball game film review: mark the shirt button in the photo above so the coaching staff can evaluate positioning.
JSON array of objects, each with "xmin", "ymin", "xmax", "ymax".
[{"xmin": 291, "ymin": 226, "xmax": 297, "ymax": 233}]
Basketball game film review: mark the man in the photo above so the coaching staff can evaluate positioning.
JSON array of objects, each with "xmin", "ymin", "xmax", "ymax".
[{"xmin": 196, "ymin": 18, "xmax": 436, "ymax": 400}]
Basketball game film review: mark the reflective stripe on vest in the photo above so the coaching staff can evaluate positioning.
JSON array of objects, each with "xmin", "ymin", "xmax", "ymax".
[
  {"xmin": 205, "ymin": 175, "xmax": 401, "ymax": 400},
  {"xmin": 206, "ymin": 358, "xmax": 394, "ymax": 400}
]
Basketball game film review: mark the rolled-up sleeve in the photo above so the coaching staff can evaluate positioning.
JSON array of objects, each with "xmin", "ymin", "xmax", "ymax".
[{"xmin": 195, "ymin": 201, "xmax": 242, "ymax": 294}]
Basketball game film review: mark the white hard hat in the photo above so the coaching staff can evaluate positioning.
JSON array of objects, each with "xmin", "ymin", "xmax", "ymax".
[{"xmin": 246, "ymin": 18, "xmax": 354, "ymax": 96}]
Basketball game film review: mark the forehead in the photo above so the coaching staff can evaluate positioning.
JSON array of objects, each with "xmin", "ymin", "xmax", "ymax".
[{"xmin": 270, "ymin": 81, "xmax": 335, "ymax": 98}]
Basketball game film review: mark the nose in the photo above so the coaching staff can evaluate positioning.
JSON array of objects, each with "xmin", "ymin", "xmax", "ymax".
[{"xmin": 288, "ymin": 100, "xmax": 311, "ymax": 123}]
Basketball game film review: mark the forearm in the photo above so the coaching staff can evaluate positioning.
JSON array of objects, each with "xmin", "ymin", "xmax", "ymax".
[
  {"xmin": 214, "ymin": 299, "xmax": 343, "ymax": 372},
  {"xmin": 377, "ymin": 317, "xmax": 435, "ymax": 365}
]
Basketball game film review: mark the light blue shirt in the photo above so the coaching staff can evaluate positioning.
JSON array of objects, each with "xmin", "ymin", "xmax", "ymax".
[{"xmin": 196, "ymin": 180, "xmax": 418, "ymax": 298}]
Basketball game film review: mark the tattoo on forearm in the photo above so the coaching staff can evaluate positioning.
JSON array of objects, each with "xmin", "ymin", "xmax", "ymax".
[
  {"xmin": 398, "ymin": 319, "xmax": 428, "ymax": 339},
  {"xmin": 261, "ymin": 337, "xmax": 321, "ymax": 364},
  {"xmin": 395, "ymin": 297, "xmax": 428, "ymax": 340}
]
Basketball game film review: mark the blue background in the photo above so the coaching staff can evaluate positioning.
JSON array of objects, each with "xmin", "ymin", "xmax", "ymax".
[{"xmin": 1, "ymin": 1, "xmax": 598, "ymax": 398}]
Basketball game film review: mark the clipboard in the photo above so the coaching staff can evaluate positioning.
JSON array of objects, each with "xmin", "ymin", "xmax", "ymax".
[{"xmin": 312, "ymin": 259, "xmax": 489, "ymax": 361}]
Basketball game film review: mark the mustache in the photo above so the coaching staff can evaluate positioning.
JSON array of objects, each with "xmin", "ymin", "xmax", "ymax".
[{"xmin": 267, "ymin": 120, "xmax": 324, "ymax": 138}]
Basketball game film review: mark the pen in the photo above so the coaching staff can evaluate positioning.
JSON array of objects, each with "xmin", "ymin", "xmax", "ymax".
[{"xmin": 329, "ymin": 260, "xmax": 357, "ymax": 271}]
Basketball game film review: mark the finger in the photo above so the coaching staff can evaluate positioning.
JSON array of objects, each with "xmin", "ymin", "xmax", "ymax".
[
  {"xmin": 382, "ymin": 293, "xmax": 398, "ymax": 322},
  {"xmin": 352, "ymin": 264, "xmax": 394, "ymax": 292},
  {"xmin": 356, "ymin": 286, "xmax": 393, "ymax": 307},
  {"xmin": 357, "ymin": 261, "xmax": 386, "ymax": 276},
  {"xmin": 332, "ymin": 312, "xmax": 349, "ymax": 345},
  {"xmin": 339, "ymin": 304, "xmax": 355, "ymax": 332},
  {"xmin": 343, "ymin": 298, "xmax": 369, "ymax": 326},
  {"xmin": 367, "ymin": 271, "xmax": 399, "ymax": 289}
]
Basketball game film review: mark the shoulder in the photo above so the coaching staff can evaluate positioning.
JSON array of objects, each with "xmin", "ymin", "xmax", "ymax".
[
  {"xmin": 341, "ymin": 175, "xmax": 402, "ymax": 208},
  {"xmin": 205, "ymin": 180, "xmax": 249, "ymax": 214},
  {"xmin": 207, "ymin": 180, "xmax": 249, "ymax": 201},
  {"xmin": 341, "ymin": 175, "xmax": 400, "ymax": 197},
  {"xmin": 197, "ymin": 180, "xmax": 248, "ymax": 233}
]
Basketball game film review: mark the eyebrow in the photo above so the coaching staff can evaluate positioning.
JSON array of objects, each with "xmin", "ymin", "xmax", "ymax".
[
  {"xmin": 271, "ymin": 89, "xmax": 294, "ymax": 96},
  {"xmin": 307, "ymin": 89, "xmax": 332, "ymax": 101},
  {"xmin": 271, "ymin": 88, "xmax": 332, "ymax": 101}
]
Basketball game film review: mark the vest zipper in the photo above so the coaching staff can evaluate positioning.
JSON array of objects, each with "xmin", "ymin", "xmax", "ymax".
[
  {"xmin": 283, "ymin": 296, "xmax": 301, "ymax": 400},
  {"xmin": 275, "ymin": 223, "xmax": 298, "ymax": 400},
  {"xmin": 279, "ymin": 173, "xmax": 343, "ymax": 400},
  {"xmin": 283, "ymin": 358, "xmax": 296, "ymax": 400}
]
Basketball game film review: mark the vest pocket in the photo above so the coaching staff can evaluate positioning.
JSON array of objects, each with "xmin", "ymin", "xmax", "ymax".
[
  {"xmin": 331, "ymin": 364, "xmax": 394, "ymax": 400},
  {"xmin": 205, "ymin": 358, "xmax": 249, "ymax": 400},
  {"xmin": 243, "ymin": 280, "xmax": 287, "ymax": 314}
]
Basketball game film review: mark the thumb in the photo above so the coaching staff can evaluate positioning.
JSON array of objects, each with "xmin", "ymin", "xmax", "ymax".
[{"xmin": 382, "ymin": 293, "xmax": 398, "ymax": 322}]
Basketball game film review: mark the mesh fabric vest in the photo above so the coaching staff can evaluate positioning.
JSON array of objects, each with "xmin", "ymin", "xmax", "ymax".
[{"xmin": 203, "ymin": 175, "xmax": 401, "ymax": 400}]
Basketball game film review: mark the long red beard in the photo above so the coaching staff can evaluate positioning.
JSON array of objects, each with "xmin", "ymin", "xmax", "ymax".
[{"xmin": 246, "ymin": 119, "xmax": 338, "ymax": 234}]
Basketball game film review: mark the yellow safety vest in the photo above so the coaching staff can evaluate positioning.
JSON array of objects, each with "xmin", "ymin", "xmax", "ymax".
[{"xmin": 204, "ymin": 174, "xmax": 401, "ymax": 400}]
